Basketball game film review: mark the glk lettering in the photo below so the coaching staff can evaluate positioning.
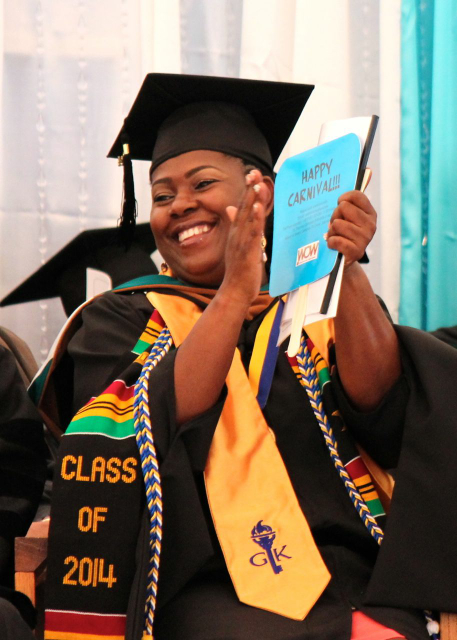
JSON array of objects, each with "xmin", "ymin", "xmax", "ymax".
[{"xmin": 250, "ymin": 520, "xmax": 292, "ymax": 574}]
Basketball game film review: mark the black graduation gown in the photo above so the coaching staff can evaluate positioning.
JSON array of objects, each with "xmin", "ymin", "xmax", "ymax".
[{"xmin": 55, "ymin": 288, "xmax": 457, "ymax": 640}]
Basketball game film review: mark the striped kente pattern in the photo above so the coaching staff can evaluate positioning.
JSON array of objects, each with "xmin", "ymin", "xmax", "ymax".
[
  {"xmin": 306, "ymin": 338, "xmax": 385, "ymax": 522},
  {"xmin": 295, "ymin": 335, "xmax": 384, "ymax": 544},
  {"xmin": 132, "ymin": 309, "xmax": 166, "ymax": 356},
  {"xmin": 133, "ymin": 327, "xmax": 173, "ymax": 638},
  {"xmin": 69, "ymin": 379, "xmax": 134, "ymax": 434},
  {"xmin": 295, "ymin": 335, "xmax": 440, "ymax": 640}
]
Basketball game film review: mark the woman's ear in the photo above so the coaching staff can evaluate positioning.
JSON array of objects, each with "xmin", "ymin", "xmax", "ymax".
[{"xmin": 263, "ymin": 175, "xmax": 275, "ymax": 216}]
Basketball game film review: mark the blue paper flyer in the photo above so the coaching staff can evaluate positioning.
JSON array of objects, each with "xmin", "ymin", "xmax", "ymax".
[{"xmin": 269, "ymin": 133, "xmax": 361, "ymax": 297}]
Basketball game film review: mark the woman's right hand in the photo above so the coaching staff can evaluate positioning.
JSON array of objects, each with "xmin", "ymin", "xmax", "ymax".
[
  {"xmin": 175, "ymin": 170, "xmax": 272, "ymax": 425},
  {"xmin": 220, "ymin": 170, "xmax": 271, "ymax": 308}
]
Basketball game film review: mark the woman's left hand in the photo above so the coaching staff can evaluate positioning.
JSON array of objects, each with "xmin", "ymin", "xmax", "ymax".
[{"xmin": 326, "ymin": 190, "xmax": 377, "ymax": 267}]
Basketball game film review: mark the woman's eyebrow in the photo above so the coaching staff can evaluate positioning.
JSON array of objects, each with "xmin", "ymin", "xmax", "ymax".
[
  {"xmin": 152, "ymin": 176, "xmax": 172, "ymax": 187},
  {"xmin": 185, "ymin": 165, "xmax": 219, "ymax": 178},
  {"xmin": 152, "ymin": 165, "xmax": 220, "ymax": 187}
]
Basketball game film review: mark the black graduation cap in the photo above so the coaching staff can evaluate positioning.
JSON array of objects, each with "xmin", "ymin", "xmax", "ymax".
[
  {"xmin": 109, "ymin": 73, "xmax": 314, "ymax": 236},
  {"xmin": 109, "ymin": 73, "xmax": 314, "ymax": 167},
  {"xmin": 0, "ymin": 224, "xmax": 158, "ymax": 317}
]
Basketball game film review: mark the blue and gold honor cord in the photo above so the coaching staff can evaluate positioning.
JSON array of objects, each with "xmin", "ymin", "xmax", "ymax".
[{"xmin": 133, "ymin": 327, "xmax": 172, "ymax": 638}]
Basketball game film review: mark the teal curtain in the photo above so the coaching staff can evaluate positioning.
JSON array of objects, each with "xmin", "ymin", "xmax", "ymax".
[{"xmin": 400, "ymin": 0, "xmax": 457, "ymax": 330}]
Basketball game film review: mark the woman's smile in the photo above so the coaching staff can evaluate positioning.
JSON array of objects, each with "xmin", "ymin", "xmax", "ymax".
[{"xmin": 173, "ymin": 221, "xmax": 215, "ymax": 245}]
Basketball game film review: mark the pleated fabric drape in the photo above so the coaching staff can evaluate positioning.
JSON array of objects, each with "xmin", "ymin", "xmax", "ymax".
[
  {"xmin": 400, "ymin": 0, "xmax": 457, "ymax": 330},
  {"xmin": 0, "ymin": 0, "xmax": 180, "ymax": 361}
]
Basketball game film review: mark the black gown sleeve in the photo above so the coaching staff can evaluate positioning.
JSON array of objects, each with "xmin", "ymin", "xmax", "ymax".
[
  {"xmin": 365, "ymin": 326, "xmax": 457, "ymax": 612},
  {"xmin": 331, "ymin": 367, "xmax": 410, "ymax": 470},
  {"xmin": 327, "ymin": 294, "xmax": 410, "ymax": 470},
  {"xmin": 430, "ymin": 324, "xmax": 457, "ymax": 349}
]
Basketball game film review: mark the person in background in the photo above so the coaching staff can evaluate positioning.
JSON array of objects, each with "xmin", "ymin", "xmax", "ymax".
[{"xmin": 0, "ymin": 345, "xmax": 46, "ymax": 639}]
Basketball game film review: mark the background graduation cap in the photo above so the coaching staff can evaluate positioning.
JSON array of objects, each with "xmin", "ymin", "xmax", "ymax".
[
  {"xmin": 109, "ymin": 73, "xmax": 315, "ymax": 238},
  {"xmin": 0, "ymin": 223, "xmax": 158, "ymax": 317}
]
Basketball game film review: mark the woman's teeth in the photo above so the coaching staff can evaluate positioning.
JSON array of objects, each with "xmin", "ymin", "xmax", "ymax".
[{"xmin": 178, "ymin": 224, "xmax": 211, "ymax": 243}]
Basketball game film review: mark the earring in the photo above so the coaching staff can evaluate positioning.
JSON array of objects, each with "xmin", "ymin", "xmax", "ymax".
[
  {"xmin": 160, "ymin": 262, "xmax": 169, "ymax": 273},
  {"xmin": 261, "ymin": 234, "xmax": 267, "ymax": 263}
]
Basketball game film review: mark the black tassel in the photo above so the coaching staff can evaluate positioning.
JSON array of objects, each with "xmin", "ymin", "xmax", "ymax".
[{"xmin": 118, "ymin": 131, "xmax": 137, "ymax": 249}]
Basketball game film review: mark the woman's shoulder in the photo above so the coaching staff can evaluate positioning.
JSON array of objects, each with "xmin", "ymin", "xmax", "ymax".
[
  {"xmin": 64, "ymin": 289, "xmax": 155, "ymax": 367},
  {"xmin": 79, "ymin": 289, "xmax": 155, "ymax": 328}
]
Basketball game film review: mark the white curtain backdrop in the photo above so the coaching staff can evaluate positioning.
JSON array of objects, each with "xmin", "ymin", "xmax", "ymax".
[
  {"xmin": 0, "ymin": 0, "xmax": 401, "ymax": 363},
  {"xmin": 0, "ymin": 0, "xmax": 180, "ymax": 362}
]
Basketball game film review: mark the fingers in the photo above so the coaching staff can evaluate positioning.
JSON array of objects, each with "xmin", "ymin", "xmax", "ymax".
[
  {"xmin": 327, "ymin": 190, "xmax": 377, "ymax": 265},
  {"xmin": 331, "ymin": 190, "xmax": 377, "ymax": 223},
  {"xmin": 226, "ymin": 205, "xmax": 237, "ymax": 222},
  {"xmin": 224, "ymin": 170, "xmax": 269, "ymax": 277},
  {"xmin": 228, "ymin": 169, "xmax": 268, "ymax": 231},
  {"xmin": 244, "ymin": 170, "xmax": 270, "ymax": 219}
]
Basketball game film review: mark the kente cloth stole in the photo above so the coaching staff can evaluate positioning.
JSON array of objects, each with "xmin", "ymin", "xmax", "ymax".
[{"xmin": 43, "ymin": 310, "xmax": 166, "ymax": 640}]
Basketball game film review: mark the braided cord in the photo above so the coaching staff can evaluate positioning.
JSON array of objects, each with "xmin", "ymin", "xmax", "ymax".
[
  {"xmin": 296, "ymin": 336, "xmax": 384, "ymax": 543},
  {"xmin": 295, "ymin": 335, "xmax": 440, "ymax": 639},
  {"xmin": 133, "ymin": 327, "xmax": 173, "ymax": 638}
]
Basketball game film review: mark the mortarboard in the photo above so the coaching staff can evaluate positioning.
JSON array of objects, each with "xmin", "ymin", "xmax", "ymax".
[
  {"xmin": 109, "ymin": 73, "xmax": 314, "ymax": 169},
  {"xmin": 1, "ymin": 224, "xmax": 158, "ymax": 317},
  {"xmin": 108, "ymin": 73, "xmax": 314, "ymax": 235}
]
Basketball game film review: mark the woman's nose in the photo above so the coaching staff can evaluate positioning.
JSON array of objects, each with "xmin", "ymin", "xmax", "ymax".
[{"xmin": 170, "ymin": 188, "xmax": 198, "ymax": 217}]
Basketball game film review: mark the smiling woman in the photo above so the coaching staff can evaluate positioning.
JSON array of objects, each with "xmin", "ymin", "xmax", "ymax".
[{"xmin": 32, "ymin": 73, "xmax": 452, "ymax": 640}]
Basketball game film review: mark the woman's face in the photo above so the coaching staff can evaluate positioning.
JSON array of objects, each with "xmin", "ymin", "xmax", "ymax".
[{"xmin": 150, "ymin": 150, "xmax": 248, "ymax": 286}]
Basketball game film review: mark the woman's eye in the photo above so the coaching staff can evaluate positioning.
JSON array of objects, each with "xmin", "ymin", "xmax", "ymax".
[
  {"xmin": 153, "ymin": 193, "xmax": 173, "ymax": 204},
  {"xmin": 195, "ymin": 179, "xmax": 217, "ymax": 190}
]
